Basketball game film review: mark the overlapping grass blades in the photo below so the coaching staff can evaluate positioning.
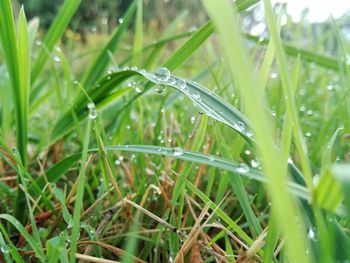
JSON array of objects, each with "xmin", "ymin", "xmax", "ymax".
[
  {"xmin": 0, "ymin": 0, "xmax": 30, "ymax": 223},
  {"xmin": 52, "ymin": 68, "xmax": 253, "ymax": 143}
]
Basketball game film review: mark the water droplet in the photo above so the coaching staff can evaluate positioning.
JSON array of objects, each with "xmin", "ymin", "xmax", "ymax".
[
  {"xmin": 155, "ymin": 84, "xmax": 166, "ymax": 94},
  {"xmin": 1, "ymin": 245, "xmax": 9, "ymax": 254},
  {"xmin": 308, "ymin": 227, "xmax": 317, "ymax": 241},
  {"xmin": 305, "ymin": 132, "xmax": 312, "ymax": 137},
  {"xmin": 87, "ymin": 103, "xmax": 97, "ymax": 119},
  {"xmin": 270, "ymin": 72, "xmax": 278, "ymax": 79},
  {"xmin": 131, "ymin": 66, "xmax": 138, "ymax": 71},
  {"xmin": 135, "ymin": 87, "xmax": 142, "ymax": 93},
  {"xmin": 35, "ymin": 40, "xmax": 42, "ymax": 46},
  {"xmin": 191, "ymin": 91, "xmax": 201, "ymax": 100},
  {"xmin": 245, "ymin": 150, "xmax": 251, "ymax": 155},
  {"xmin": 115, "ymin": 160, "xmax": 120, "ymax": 165},
  {"xmin": 237, "ymin": 163, "xmax": 249, "ymax": 174},
  {"xmin": 234, "ymin": 122, "xmax": 245, "ymax": 132},
  {"xmin": 173, "ymin": 147, "xmax": 184, "ymax": 156},
  {"xmin": 208, "ymin": 155, "xmax": 215, "ymax": 162},
  {"xmin": 168, "ymin": 77, "xmax": 176, "ymax": 85},
  {"xmin": 190, "ymin": 116, "xmax": 196, "ymax": 124},
  {"xmin": 251, "ymin": 159, "xmax": 260, "ymax": 168},
  {"xmin": 54, "ymin": 56, "xmax": 61, "ymax": 62},
  {"xmin": 118, "ymin": 18, "xmax": 124, "ymax": 24},
  {"xmin": 155, "ymin": 67, "xmax": 170, "ymax": 82},
  {"xmin": 313, "ymin": 174, "xmax": 320, "ymax": 186},
  {"xmin": 176, "ymin": 79, "xmax": 187, "ymax": 90}
]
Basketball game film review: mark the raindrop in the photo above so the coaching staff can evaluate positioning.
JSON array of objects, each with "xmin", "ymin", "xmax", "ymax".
[
  {"xmin": 135, "ymin": 87, "xmax": 142, "ymax": 93},
  {"xmin": 1, "ymin": 245, "xmax": 9, "ymax": 254},
  {"xmin": 176, "ymin": 79, "xmax": 187, "ymax": 91},
  {"xmin": 87, "ymin": 103, "xmax": 97, "ymax": 119},
  {"xmin": 251, "ymin": 159, "xmax": 260, "ymax": 168},
  {"xmin": 118, "ymin": 18, "xmax": 124, "ymax": 24},
  {"xmin": 190, "ymin": 116, "xmax": 196, "ymax": 124},
  {"xmin": 115, "ymin": 160, "xmax": 120, "ymax": 165},
  {"xmin": 131, "ymin": 66, "xmax": 138, "ymax": 71},
  {"xmin": 155, "ymin": 84, "xmax": 166, "ymax": 94},
  {"xmin": 237, "ymin": 163, "xmax": 249, "ymax": 174},
  {"xmin": 155, "ymin": 67, "xmax": 170, "ymax": 82},
  {"xmin": 234, "ymin": 122, "xmax": 245, "ymax": 132},
  {"xmin": 308, "ymin": 227, "xmax": 317, "ymax": 241},
  {"xmin": 191, "ymin": 91, "xmax": 201, "ymax": 100},
  {"xmin": 244, "ymin": 150, "xmax": 251, "ymax": 155},
  {"xmin": 305, "ymin": 132, "xmax": 312, "ymax": 137},
  {"xmin": 313, "ymin": 174, "xmax": 320, "ymax": 186},
  {"xmin": 173, "ymin": 147, "xmax": 184, "ymax": 156},
  {"xmin": 208, "ymin": 155, "xmax": 215, "ymax": 162},
  {"xmin": 168, "ymin": 77, "xmax": 176, "ymax": 85},
  {"xmin": 35, "ymin": 40, "xmax": 42, "ymax": 46},
  {"xmin": 53, "ymin": 56, "xmax": 61, "ymax": 62},
  {"xmin": 270, "ymin": 72, "xmax": 278, "ymax": 79},
  {"xmin": 307, "ymin": 110, "xmax": 314, "ymax": 116}
]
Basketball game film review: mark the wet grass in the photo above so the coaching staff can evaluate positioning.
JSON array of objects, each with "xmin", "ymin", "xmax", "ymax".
[{"xmin": 1, "ymin": 0, "xmax": 350, "ymax": 262}]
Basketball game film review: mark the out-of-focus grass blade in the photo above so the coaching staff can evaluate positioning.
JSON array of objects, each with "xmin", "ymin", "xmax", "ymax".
[
  {"xmin": 31, "ymin": 0, "xmax": 81, "ymax": 84},
  {"xmin": 163, "ymin": 0, "xmax": 260, "ymax": 71},
  {"xmin": 80, "ymin": 0, "xmax": 137, "ymax": 90},
  {"xmin": 247, "ymin": 34, "xmax": 341, "ymax": 71},
  {"xmin": 314, "ymin": 169, "xmax": 343, "ymax": 212},
  {"xmin": 331, "ymin": 164, "xmax": 350, "ymax": 217},
  {"xmin": 202, "ymin": 0, "xmax": 309, "ymax": 262},
  {"xmin": 132, "ymin": 0, "xmax": 143, "ymax": 66}
]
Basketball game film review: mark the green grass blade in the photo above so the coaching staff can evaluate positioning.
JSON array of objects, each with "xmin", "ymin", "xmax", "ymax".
[
  {"xmin": 80, "ymin": 0, "xmax": 137, "ymax": 90},
  {"xmin": 202, "ymin": 0, "xmax": 309, "ymax": 262},
  {"xmin": 0, "ymin": 214, "xmax": 45, "ymax": 261},
  {"xmin": 31, "ymin": 0, "xmax": 81, "ymax": 84},
  {"xmin": 69, "ymin": 114, "xmax": 92, "ymax": 262}
]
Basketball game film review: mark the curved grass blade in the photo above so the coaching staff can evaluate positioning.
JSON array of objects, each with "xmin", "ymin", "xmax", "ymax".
[
  {"xmin": 38, "ymin": 145, "xmax": 309, "ymax": 202},
  {"xmin": 0, "ymin": 214, "xmax": 46, "ymax": 261},
  {"xmin": 52, "ymin": 68, "xmax": 253, "ymax": 145}
]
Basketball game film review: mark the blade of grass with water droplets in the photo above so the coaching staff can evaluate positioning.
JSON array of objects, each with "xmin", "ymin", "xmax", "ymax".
[{"xmin": 0, "ymin": 214, "xmax": 45, "ymax": 261}]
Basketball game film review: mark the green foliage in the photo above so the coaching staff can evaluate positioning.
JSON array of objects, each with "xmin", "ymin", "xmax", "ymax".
[{"xmin": 1, "ymin": 0, "xmax": 350, "ymax": 262}]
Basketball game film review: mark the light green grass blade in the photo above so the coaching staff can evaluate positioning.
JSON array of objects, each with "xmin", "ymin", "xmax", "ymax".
[
  {"xmin": 31, "ymin": 0, "xmax": 81, "ymax": 84},
  {"xmin": 39, "ymin": 145, "xmax": 309, "ymax": 202},
  {"xmin": 132, "ymin": 0, "xmax": 143, "ymax": 66},
  {"xmin": 202, "ymin": 0, "xmax": 309, "ymax": 262},
  {"xmin": 262, "ymin": 0, "xmax": 313, "ymax": 193},
  {"xmin": 247, "ymin": 34, "xmax": 342, "ymax": 71}
]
